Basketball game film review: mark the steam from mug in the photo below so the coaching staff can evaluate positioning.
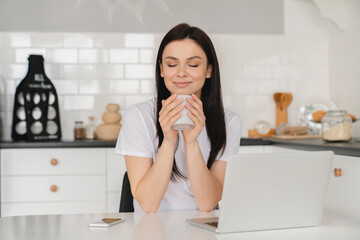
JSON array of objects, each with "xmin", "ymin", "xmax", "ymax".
[{"xmin": 172, "ymin": 95, "xmax": 195, "ymax": 130}]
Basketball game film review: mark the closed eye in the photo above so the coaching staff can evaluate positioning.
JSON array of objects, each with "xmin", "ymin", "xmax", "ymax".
[
  {"xmin": 189, "ymin": 64, "xmax": 198, "ymax": 67},
  {"xmin": 167, "ymin": 64, "xmax": 177, "ymax": 67}
]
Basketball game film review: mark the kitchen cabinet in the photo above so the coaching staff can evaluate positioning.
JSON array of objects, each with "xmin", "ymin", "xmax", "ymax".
[
  {"xmin": 1, "ymin": 142, "xmax": 359, "ymax": 217},
  {"xmin": 106, "ymin": 148, "xmax": 127, "ymax": 213},
  {"xmin": 325, "ymin": 154, "xmax": 360, "ymax": 214},
  {"xmin": 238, "ymin": 144, "xmax": 360, "ymax": 214},
  {"xmin": 0, "ymin": 148, "xmax": 126, "ymax": 217}
]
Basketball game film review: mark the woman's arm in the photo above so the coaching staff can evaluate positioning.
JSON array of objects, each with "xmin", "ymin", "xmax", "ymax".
[
  {"xmin": 182, "ymin": 94, "xmax": 227, "ymax": 211},
  {"xmin": 185, "ymin": 142, "xmax": 226, "ymax": 212},
  {"xmin": 125, "ymin": 139, "xmax": 176, "ymax": 213},
  {"xmin": 125, "ymin": 94, "xmax": 184, "ymax": 213}
]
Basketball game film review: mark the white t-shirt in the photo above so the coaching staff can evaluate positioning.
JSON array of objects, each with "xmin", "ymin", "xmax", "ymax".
[{"xmin": 115, "ymin": 98, "xmax": 241, "ymax": 212}]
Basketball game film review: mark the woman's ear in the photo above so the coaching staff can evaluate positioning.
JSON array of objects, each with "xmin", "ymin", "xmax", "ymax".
[
  {"xmin": 159, "ymin": 62, "xmax": 164, "ymax": 78},
  {"xmin": 206, "ymin": 64, "xmax": 213, "ymax": 79}
]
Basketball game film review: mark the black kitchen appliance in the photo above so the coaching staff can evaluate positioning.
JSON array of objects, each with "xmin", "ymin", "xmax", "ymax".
[{"xmin": 11, "ymin": 55, "xmax": 61, "ymax": 141}]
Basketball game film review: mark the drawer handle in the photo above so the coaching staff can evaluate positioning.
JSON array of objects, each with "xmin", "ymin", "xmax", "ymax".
[
  {"xmin": 334, "ymin": 168, "xmax": 342, "ymax": 177},
  {"xmin": 50, "ymin": 185, "xmax": 58, "ymax": 192},
  {"xmin": 50, "ymin": 158, "xmax": 58, "ymax": 166}
]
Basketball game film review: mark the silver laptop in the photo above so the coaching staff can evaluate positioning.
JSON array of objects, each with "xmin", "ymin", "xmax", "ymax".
[{"xmin": 187, "ymin": 151, "xmax": 334, "ymax": 233}]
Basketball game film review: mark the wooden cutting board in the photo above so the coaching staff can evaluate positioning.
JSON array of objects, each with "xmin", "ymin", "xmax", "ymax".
[{"xmin": 271, "ymin": 135, "xmax": 321, "ymax": 139}]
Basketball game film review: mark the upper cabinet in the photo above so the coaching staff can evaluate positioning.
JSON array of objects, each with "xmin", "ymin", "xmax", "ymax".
[{"xmin": 0, "ymin": 0, "xmax": 284, "ymax": 34}]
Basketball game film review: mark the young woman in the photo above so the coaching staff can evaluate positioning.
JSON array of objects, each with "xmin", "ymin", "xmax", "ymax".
[{"xmin": 115, "ymin": 23, "xmax": 241, "ymax": 213}]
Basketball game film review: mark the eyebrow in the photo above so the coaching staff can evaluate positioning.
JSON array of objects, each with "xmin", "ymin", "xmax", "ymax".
[{"xmin": 164, "ymin": 56, "xmax": 202, "ymax": 60}]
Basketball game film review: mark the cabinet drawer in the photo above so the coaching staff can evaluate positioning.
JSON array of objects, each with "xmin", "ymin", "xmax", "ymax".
[
  {"xmin": 1, "ymin": 175, "xmax": 106, "ymax": 202},
  {"xmin": 1, "ymin": 201, "xmax": 106, "ymax": 217},
  {"xmin": 1, "ymin": 148, "xmax": 106, "ymax": 175}
]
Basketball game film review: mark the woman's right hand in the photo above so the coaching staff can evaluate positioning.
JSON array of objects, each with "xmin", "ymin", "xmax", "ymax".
[{"xmin": 158, "ymin": 94, "xmax": 184, "ymax": 144}]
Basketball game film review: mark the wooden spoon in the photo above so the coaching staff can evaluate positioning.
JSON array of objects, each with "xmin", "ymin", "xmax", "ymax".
[
  {"xmin": 281, "ymin": 93, "xmax": 293, "ymax": 110},
  {"xmin": 274, "ymin": 93, "xmax": 283, "ymax": 127},
  {"xmin": 273, "ymin": 93, "xmax": 282, "ymax": 108},
  {"xmin": 277, "ymin": 93, "xmax": 292, "ymax": 126}
]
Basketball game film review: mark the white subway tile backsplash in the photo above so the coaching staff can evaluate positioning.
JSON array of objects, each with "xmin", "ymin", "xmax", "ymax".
[
  {"xmin": 0, "ymin": 49, "xmax": 16, "ymax": 64},
  {"xmin": 15, "ymin": 48, "xmax": 47, "ymax": 63},
  {"xmin": 52, "ymin": 80, "xmax": 78, "ymax": 94},
  {"xmin": 125, "ymin": 95, "xmax": 153, "ymax": 108},
  {"xmin": 0, "ymin": 95, "xmax": 14, "ymax": 112},
  {"xmin": 2, "ymin": 33, "xmax": 31, "ymax": 47},
  {"xmin": 4, "ymin": 79, "xmax": 17, "ymax": 95},
  {"xmin": 1, "ymin": 64, "xmax": 27, "ymax": 79},
  {"xmin": 140, "ymin": 79, "xmax": 155, "ymax": 95},
  {"xmin": 47, "ymin": 49, "xmax": 77, "ymax": 63},
  {"xmin": 109, "ymin": 49, "xmax": 138, "ymax": 63},
  {"xmin": 0, "ymin": 78, "xmax": 5, "ymax": 95},
  {"xmin": 63, "ymin": 34, "xmax": 94, "ymax": 48},
  {"xmin": 125, "ymin": 64, "xmax": 153, "ymax": 79},
  {"xmin": 112, "ymin": 80, "xmax": 140, "ymax": 94},
  {"xmin": 140, "ymin": 49, "xmax": 154, "ymax": 63},
  {"xmin": 79, "ymin": 49, "xmax": 108, "ymax": 63},
  {"xmin": 256, "ymin": 80, "xmax": 290, "ymax": 94},
  {"xmin": 62, "ymin": 65, "xmax": 95, "ymax": 78},
  {"xmin": 45, "ymin": 64, "xmax": 63, "ymax": 79},
  {"xmin": 125, "ymin": 34, "xmax": 154, "ymax": 48},
  {"xmin": 63, "ymin": 95, "xmax": 94, "ymax": 110},
  {"xmin": 243, "ymin": 95, "xmax": 273, "ymax": 110},
  {"xmin": 31, "ymin": 33, "xmax": 63, "ymax": 48},
  {"xmin": 94, "ymin": 33, "xmax": 124, "ymax": 48},
  {"xmin": 79, "ymin": 80, "xmax": 112, "ymax": 94},
  {"xmin": 232, "ymin": 80, "xmax": 257, "ymax": 94},
  {"xmin": 0, "ymin": 31, "xmax": 333, "ymax": 140},
  {"xmin": 0, "ymin": 96, "xmax": 6, "ymax": 110},
  {"xmin": 95, "ymin": 65, "xmax": 123, "ymax": 78}
]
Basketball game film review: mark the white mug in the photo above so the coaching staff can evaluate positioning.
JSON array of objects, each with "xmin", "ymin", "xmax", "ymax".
[{"xmin": 172, "ymin": 95, "xmax": 195, "ymax": 131}]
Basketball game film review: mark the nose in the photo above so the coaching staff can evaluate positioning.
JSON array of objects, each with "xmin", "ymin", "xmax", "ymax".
[{"xmin": 177, "ymin": 64, "xmax": 187, "ymax": 78}]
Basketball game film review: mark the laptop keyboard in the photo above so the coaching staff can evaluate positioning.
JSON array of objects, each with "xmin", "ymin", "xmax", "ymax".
[{"xmin": 205, "ymin": 221, "xmax": 218, "ymax": 228}]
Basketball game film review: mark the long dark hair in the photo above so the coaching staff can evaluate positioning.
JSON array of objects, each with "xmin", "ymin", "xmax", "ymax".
[{"xmin": 155, "ymin": 23, "xmax": 226, "ymax": 181}]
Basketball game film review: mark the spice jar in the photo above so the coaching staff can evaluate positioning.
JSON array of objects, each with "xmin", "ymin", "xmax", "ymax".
[
  {"xmin": 85, "ymin": 116, "xmax": 96, "ymax": 140},
  {"xmin": 321, "ymin": 110, "xmax": 352, "ymax": 142},
  {"xmin": 74, "ymin": 121, "xmax": 85, "ymax": 140}
]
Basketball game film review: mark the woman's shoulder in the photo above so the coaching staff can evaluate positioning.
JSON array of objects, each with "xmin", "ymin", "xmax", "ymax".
[
  {"xmin": 125, "ymin": 98, "xmax": 156, "ymax": 118},
  {"xmin": 224, "ymin": 108, "xmax": 241, "ymax": 124}
]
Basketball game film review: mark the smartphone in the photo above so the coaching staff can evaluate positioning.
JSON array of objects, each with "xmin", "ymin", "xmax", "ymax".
[{"xmin": 88, "ymin": 218, "xmax": 125, "ymax": 227}]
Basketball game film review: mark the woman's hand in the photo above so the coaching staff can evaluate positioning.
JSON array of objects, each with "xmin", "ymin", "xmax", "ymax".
[
  {"xmin": 158, "ymin": 94, "xmax": 184, "ymax": 144},
  {"xmin": 182, "ymin": 94, "xmax": 206, "ymax": 144}
]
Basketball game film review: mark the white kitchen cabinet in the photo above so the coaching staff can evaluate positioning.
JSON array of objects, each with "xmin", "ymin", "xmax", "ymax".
[
  {"xmin": 1, "ymin": 145, "xmax": 358, "ymax": 217},
  {"xmin": 0, "ymin": 148, "xmax": 107, "ymax": 217},
  {"xmin": 325, "ymin": 154, "xmax": 360, "ymax": 214},
  {"xmin": 106, "ymin": 148, "xmax": 127, "ymax": 213},
  {"xmin": 239, "ymin": 145, "xmax": 360, "ymax": 215}
]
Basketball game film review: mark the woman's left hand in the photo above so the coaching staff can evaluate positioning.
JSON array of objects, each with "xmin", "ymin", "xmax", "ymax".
[{"xmin": 182, "ymin": 94, "xmax": 206, "ymax": 144}]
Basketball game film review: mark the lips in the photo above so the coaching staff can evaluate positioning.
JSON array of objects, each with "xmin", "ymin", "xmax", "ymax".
[{"xmin": 174, "ymin": 81, "xmax": 191, "ymax": 88}]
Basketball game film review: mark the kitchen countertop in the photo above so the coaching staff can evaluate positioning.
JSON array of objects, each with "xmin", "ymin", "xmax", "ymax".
[
  {"xmin": 0, "ymin": 138, "xmax": 359, "ymax": 157},
  {"xmin": 0, "ymin": 139, "xmax": 117, "ymax": 149},
  {"xmin": 268, "ymin": 138, "xmax": 360, "ymax": 157}
]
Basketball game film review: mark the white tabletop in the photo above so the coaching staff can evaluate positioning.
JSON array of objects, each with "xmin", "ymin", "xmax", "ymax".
[{"xmin": 0, "ymin": 208, "xmax": 359, "ymax": 240}]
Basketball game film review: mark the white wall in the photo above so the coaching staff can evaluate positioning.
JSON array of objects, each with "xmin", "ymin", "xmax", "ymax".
[{"xmin": 329, "ymin": 28, "xmax": 360, "ymax": 137}]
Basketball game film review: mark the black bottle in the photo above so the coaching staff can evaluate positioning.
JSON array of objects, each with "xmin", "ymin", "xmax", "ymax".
[{"xmin": 11, "ymin": 55, "xmax": 62, "ymax": 141}]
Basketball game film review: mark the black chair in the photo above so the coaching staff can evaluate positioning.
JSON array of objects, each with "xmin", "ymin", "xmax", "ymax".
[{"xmin": 119, "ymin": 171, "xmax": 134, "ymax": 212}]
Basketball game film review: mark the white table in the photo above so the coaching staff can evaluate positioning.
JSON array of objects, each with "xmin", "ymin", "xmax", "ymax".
[{"xmin": 0, "ymin": 208, "xmax": 359, "ymax": 240}]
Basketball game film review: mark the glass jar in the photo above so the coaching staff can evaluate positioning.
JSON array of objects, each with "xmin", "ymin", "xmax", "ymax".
[
  {"xmin": 74, "ymin": 121, "xmax": 85, "ymax": 140},
  {"xmin": 85, "ymin": 116, "xmax": 96, "ymax": 140},
  {"xmin": 321, "ymin": 110, "xmax": 352, "ymax": 142}
]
